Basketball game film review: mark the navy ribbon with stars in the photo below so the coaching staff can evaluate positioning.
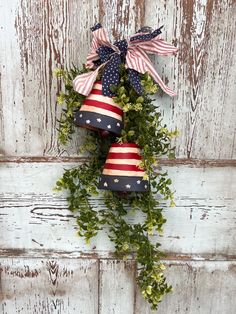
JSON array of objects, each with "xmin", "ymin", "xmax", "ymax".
[{"xmin": 91, "ymin": 23, "xmax": 163, "ymax": 97}]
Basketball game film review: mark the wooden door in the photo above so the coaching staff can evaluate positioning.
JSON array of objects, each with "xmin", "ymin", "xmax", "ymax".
[{"xmin": 0, "ymin": 1, "xmax": 236, "ymax": 313}]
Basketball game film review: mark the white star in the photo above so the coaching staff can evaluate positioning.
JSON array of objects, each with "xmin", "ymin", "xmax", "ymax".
[
  {"xmin": 104, "ymin": 182, "xmax": 108, "ymax": 187},
  {"xmin": 116, "ymin": 122, "xmax": 120, "ymax": 127},
  {"xmin": 137, "ymin": 180, "xmax": 141, "ymax": 184},
  {"xmin": 97, "ymin": 118, "xmax": 101, "ymax": 123},
  {"xmin": 114, "ymin": 179, "xmax": 119, "ymax": 183},
  {"xmin": 86, "ymin": 120, "xmax": 90, "ymax": 124},
  {"xmin": 126, "ymin": 184, "xmax": 131, "ymax": 189},
  {"xmin": 144, "ymin": 185, "xmax": 148, "ymax": 189},
  {"xmin": 79, "ymin": 114, "xmax": 83, "ymax": 118},
  {"xmin": 107, "ymin": 125, "xmax": 111, "ymax": 129}
]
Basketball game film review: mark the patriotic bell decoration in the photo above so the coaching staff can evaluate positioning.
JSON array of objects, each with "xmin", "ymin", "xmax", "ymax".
[
  {"xmin": 98, "ymin": 143, "xmax": 149, "ymax": 192},
  {"xmin": 72, "ymin": 23, "xmax": 177, "ymax": 193},
  {"xmin": 74, "ymin": 81, "xmax": 123, "ymax": 135}
]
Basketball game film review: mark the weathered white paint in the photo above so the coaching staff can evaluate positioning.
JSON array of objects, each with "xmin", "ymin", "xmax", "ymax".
[
  {"xmin": 0, "ymin": 0, "xmax": 144, "ymax": 158},
  {"xmin": 0, "ymin": 258, "xmax": 235, "ymax": 314},
  {"xmin": 135, "ymin": 261, "xmax": 236, "ymax": 314},
  {"xmin": 0, "ymin": 162, "xmax": 235, "ymax": 258},
  {"xmin": 1, "ymin": 0, "xmax": 235, "ymax": 158},
  {"xmin": 0, "ymin": 258, "xmax": 98, "ymax": 314},
  {"xmin": 99, "ymin": 260, "xmax": 136, "ymax": 313},
  {"xmin": 145, "ymin": 0, "xmax": 236, "ymax": 159},
  {"xmin": 0, "ymin": 0, "xmax": 100, "ymax": 157},
  {"xmin": 0, "ymin": 0, "xmax": 236, "ymax": 313}
]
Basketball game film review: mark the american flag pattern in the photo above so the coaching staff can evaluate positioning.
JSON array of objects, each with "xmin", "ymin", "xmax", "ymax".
[
  {"xmin": 98, "ymin": 143, "xmax": 149, "ymax": 192},
  {"xmin": 73, "ymin": 24, "xmax": 178, "ymax": 98},
  {"xmin": 102, "ymin": 143, "xmax": 145, "ymax": 177},
  {"xmin": 79, "ymin": 82, "xmax": 123, "ymax": 122}
]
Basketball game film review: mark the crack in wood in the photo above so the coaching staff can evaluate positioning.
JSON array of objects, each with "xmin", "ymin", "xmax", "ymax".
[
  {"xmin": 0, "ymin": 156, "xmax": 236, "ymax": 167},
  {"xmin": 0, "ymin": 249, "xmax": 235, "ymax": 262}
]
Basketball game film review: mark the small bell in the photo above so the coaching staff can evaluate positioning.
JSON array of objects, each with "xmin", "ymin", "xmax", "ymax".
[
  {"xmin": 98, "ymin": 143, "xmax": 149, "ymax": 192},
  {"xmin": 74, "ymin": 81, "xmax": 123, "ymax": 135}
]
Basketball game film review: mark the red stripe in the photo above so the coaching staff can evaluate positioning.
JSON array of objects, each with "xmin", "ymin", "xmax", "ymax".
[
  {"xmin": 107, "ymin": 152, "xmax": 141, "ymax": 160},
  {"xmin": 104, "ymin": 163, "xmax": 143, "ymax": 172},
  {"xmin": 90, "ymin": 89, "xmax": 102, "ymax": 95},
  {"xmin": 111, "ymin": 143, "xmax": 140, "ymax": 148},
  {"xmin": 84, "ymin": 99, "xmax": 123, "ymax": 116}
]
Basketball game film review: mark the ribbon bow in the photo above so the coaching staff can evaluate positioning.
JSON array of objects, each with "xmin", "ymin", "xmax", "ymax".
[{"xmin": 73, "ymin": 23, "xmax": 177, "ymax": 97}]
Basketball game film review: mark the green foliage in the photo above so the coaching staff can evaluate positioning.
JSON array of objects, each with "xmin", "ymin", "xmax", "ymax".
[
  {"xmin": 54, "ymin": 65, "xmax": 88, "ymax": 144},
  {"xmin": 54, "ymin": 64, "xmax": 177, "ymax": 310}
]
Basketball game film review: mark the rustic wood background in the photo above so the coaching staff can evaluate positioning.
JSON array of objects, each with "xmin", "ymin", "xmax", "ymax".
[{"xmin": 0, "ymin": 0, "xmax": 236, "ymax": 313}]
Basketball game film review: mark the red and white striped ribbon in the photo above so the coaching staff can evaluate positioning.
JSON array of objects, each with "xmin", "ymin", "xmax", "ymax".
[{"xmin": 73, "ymin": 27, "xmax": 178, "ymax": 97}]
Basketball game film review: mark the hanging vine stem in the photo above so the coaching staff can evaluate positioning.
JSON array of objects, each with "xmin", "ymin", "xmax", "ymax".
[{"xmin": 54, "ymin": 64, "xmax": 178, "ymax": 310}]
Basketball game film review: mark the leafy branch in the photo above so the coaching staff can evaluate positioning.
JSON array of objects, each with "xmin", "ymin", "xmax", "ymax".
[{"xmin": 54, "ymin": 65, "xmax": 177, "ymax": 310}]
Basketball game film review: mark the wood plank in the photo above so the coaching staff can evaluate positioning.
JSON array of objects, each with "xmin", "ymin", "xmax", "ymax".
[
  {"xmin": 99, "ymin": 260, "xmax": 136, "ymax": 314},
  {"xmin": 0, "ymin": 162, "xmax": 235, "ymax": 258},
  {"xmin": 99, "ymin": 0, "xmax": 145, "ymax": 39},
  {"xmin": 0, "ymin": 0, "xmax": 99, "ymax": 157},
  {"xmin": 0, "ymin": 0, "xmax": 145, "ymax": 158},
  {"xmin": 2, "ymin": 0, "xmax": 235, "ymax": 159},
  {"xmin": 135, "ymin": 261, "xmax": 236, "ymax": 314},
  {"xmin": 0, "ymin": 258, "xmax": 235, "ymax": 314},
  {"xmin": 1, "ymin": 156, "xmax": 236, "ymax": 167},
  {"xmin": 145, "ymin": 0, "xmax": 236, "ymax": 159},
  {"xmin": 0, "ymin": 258, "xmax": 98, "ymax": 314}
]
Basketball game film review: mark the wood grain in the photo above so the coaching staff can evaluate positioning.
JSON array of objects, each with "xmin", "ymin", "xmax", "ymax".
[
  {"xmin": 135, "ymin": 261, "xmax": 236, "ymax": 314},
  {"xmin": 0, "ymin": 1, "xmax": 236, "ymax": 313},
  {"xmin": 1, "ymin": 156, "xmax": 236, "ymax": 167},
  {"xmin": 99, "ymin": 260, "xmax": 136, "ymax": 313},
  {"xmin": 0, "ymin": 0, "xmax": 145, "ymax": 158},
  {"xmin": 145, "ymin": 0, "xmax": 236, "ymax": 159},
  {"xmin": 0, "ymin": 162, "xmax": 235, "ymax": 258},
  {"xmin": 0, "ymin": 0, "xmax": 99, "ymax": 157},
  {"xmin": 0, "ymin": 258, "xmax": 235, "ymax": 314},
  {"xmin": 99, "ymin": 0, "xmax": 145, "ymax": 39},
  {"xmin": 0, "ymin": 258, "xmax": 98, "ymax": 314},
  {"xmin": 1, "ymin": 0, "xmax": 235, "ymax": 158}
]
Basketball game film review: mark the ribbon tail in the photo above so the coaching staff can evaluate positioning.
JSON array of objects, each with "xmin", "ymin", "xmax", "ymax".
[
  {"xmin": 86, "ymin": 52, "xmax": 100, "ymax": 69},
  {"xmin": 101, "ymin": 54, "xmax": 121, "ymax": 96},
  {"xmin": 149, "ymin": 66, "xmax": 177, "ymax": 97},
  {"xmin": 127, "ymin": 69, "xmax": 143, "ymax": 94},
  {"xmin": 126, "ymin": 48, "xmax": 176, "ymax": 97},
  {"xmin": 135, "ymin": 39, "xmax": 178, "ymax": 56},
  {"xmin": 73, "ymin": 63, "xmax": 107, "ymax": 96}
]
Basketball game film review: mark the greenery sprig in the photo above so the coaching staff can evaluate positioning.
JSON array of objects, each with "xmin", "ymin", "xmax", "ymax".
[{"xmin": 54, "ymin": 64, "xmax": 177, "ymax": 310}]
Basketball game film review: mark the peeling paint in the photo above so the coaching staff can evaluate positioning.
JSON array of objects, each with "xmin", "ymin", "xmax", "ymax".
[
  {"xmin": 1, "ymin": 0, "xmax": 236, "ymax": 158},
  {"xmin": 6, "ymin": 265, "xmax": 39, "ymax": 278},
  {"xmin": 0, "ymin": 1, "xmax": 236, "ymax": 312},
  {"xmin": 1, "ymin": 156, "xmax": 236, "ymax": 167}
]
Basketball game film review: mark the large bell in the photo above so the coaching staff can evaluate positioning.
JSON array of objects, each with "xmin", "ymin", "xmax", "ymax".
[
  {"xmin": 74, "ymin": 81, "xmax": 123, "ymax": 135},
  {"xmin": 98, "ymin": 143, "xmax": 149, "ymax": 192}
]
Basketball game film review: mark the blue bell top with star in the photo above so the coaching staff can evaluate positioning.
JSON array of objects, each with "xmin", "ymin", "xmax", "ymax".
[{"xmin": 98, "ymin": 143, "xmax": 149, "ymax": 192}]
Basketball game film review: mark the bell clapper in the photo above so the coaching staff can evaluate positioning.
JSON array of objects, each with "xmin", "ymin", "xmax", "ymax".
[{"xmin": 100, "ymin": 130, "xmax": 110, "ymax": 138}]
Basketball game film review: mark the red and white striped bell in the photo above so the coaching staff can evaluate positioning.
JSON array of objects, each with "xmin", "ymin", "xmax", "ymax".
[
  {"xmin": 74, "ymin": 81, "xmax": 123, "ymax": 135},
  {"xmin": 98, "ymin": 143, "xmax": 149, "ymax": 192}
]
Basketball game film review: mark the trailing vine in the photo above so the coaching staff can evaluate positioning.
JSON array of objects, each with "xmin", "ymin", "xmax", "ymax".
[{"xmin": 54, "ymin": 64, "xmax": 178, "ymax": 310}]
